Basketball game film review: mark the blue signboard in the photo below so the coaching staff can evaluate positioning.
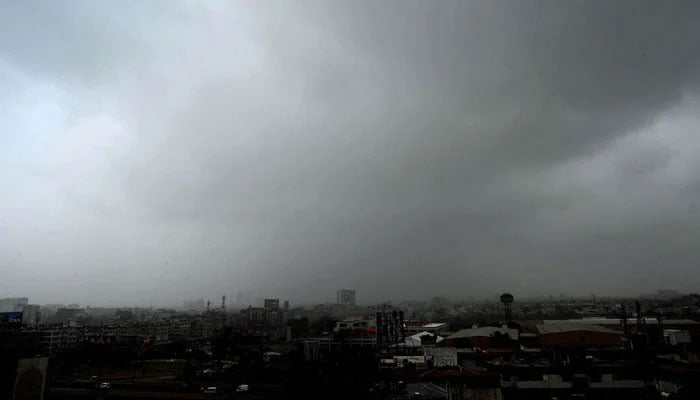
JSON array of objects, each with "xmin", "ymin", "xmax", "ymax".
[{"xmin": 0, "ymin": 312, "xmax": 23, "ymax": 325}]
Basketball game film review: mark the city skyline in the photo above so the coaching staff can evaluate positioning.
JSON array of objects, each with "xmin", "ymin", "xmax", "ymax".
[{"xmin": 1, "ymin": 287, "xmax": 689, "ymax": 310}]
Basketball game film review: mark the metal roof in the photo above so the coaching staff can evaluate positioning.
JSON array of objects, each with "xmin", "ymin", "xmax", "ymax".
[
  {"xmin": 402, "ymin": 331, "xmax": 444, "ymax": 347},
  {"xmin": 446, "ymin": 326, "xmax": 518, "ymax": 340},
  {"xmin": 423, "ymin": 323, "xmax": 448, "ymax": 328},
  {"xmin": 536, "ymin": 323, "xmax": 619, "ymax": 335}
]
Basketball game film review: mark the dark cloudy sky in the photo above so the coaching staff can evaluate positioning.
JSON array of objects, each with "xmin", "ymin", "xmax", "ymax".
[{"xmin": 2, "ymin": 1, "xmax": 700, "ymax": 306}]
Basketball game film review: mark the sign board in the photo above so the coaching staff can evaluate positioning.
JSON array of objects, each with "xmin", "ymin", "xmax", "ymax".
[
  {"xmin": 0, "ymin": 312, "xmax": 22, "ymax": 325},
  {"xmin": 424, "ymin": 347, "xmax": 458, "ymax": 367}
]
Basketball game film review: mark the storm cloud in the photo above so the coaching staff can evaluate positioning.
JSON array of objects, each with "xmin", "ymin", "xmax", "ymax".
[{"xmin": 2, "ymin": 1, "xmax": 700, "ymax": 306}]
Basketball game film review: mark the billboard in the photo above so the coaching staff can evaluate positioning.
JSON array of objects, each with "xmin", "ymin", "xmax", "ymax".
[{"xmin": 0, "ymin": 312, "xmax": 22, "ymax": 325}]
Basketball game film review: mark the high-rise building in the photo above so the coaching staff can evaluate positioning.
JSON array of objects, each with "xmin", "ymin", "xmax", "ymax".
[
  {"xmin": 0, "ymin": 298, "xmax": 28, "ymax": 313},
  {"xmin": 283, "ymin": 300, "xmax": 290, "ymax": 310},
  {"xmin": 264, "ymin": 299, "xmax": 280, "ymax": 309},
  {"xmin": 22, "ymin": 305, "xmax": 41, "ymax": 326},
  {"xmin": 184, "ymin": 299, "xmax": 205, "ymax": 312},
  {"xmin": 337, "ymin": 289, "xmax": 356, "ymax": 307}
]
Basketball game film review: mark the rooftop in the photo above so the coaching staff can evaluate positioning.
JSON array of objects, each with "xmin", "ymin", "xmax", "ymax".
[
  {"xmin": 446, "ymin": 326, "xmax": 518, "ymax": 340},
  {"xmin": 423, "ymin": 322, "xmax": 448, "ymax": 328},
  {"xmin": 402, "ymin": 331, "xmax": 444, "ymax": 347},
  {"xmin": 537, "ymin": 323, "xmax": 619, "ymax": 335},
  {"xmin": 543, "ymin": 318, "xmax": 699, "ymax": 325}
]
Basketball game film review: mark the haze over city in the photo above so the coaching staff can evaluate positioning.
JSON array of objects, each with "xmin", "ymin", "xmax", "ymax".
[{"xmin": 2, "ymin": 1, "xmax": 700, "ymax": 306}]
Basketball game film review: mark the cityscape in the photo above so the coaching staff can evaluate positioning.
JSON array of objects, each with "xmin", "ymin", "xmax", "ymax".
[
  {"xmin": 4, "ymin": 1, "xmax": 700, "ymax": 399},
  {"xmin": 2, "ymin": 289, "xmax": 700, "ymax": 398}
]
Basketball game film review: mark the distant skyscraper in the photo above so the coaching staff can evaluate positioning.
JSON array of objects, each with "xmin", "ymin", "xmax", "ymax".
[
  {"xmin": 184, "ymin": 299, "xmax": 205, "ymax": 312},
  {"xmin": 0, "ymin": 298, "xmax": 28, "ymax": 313},
  {"xmin": 22, "ymin": 305, "xmax": 41, "ymax": 326},
  {"xmin": 264, "ymin": 299, "xmax": 280, "ymax": 309},
  {"xmin": 283, "ymin": 300, "xmax": 290, "ymax": 310},
  {"xmin": 336, "ymin": 289, "xmax": 356, "ymax": 307}
]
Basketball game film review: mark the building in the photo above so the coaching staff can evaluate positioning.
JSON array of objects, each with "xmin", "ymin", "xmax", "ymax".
[
  {"xmin": 337, "ymin": 289, "xmax": 356, "ymax": 307},
  {"xmin": 264, "ymin": 299, "xmax": 280, "ymax": 309},
  {"xmin": 664, "ymin": 329, "xmax": 692, "ymax": 346},
  {"xmin": 184, "ymin": 299, "xmax": 205, "ymax": 312},
  {"xmin": 405, "ymin": 322, "xmax": 449, "ymax": 335},
  {"xmin": 190, "ymin": 318, "xmax": 216, "ymax": 339},
  {"xmin": 0, "ymin": 298, "xmax": 28, "ymax": 313},
  {"xmin": 21, "ymin": 305, "xmax": 40, "ymax": 326},
  {"xmin": 402, "ymin": 331, "xmax": 444, "ymax": 348},
  {"xmin": 242, "ymin": 305, "xmax": 284, "ymax": 329},
  {"xmin": 40, "ymin": 326, "xmax": 83, "ymax": 354},
  {"xmin": 501, "ymin": 374, "xmax": 646, "ymax": 399},
  {"xmin": 333, "ymin": 319, "xmax": 374, "ymax": 333},
  {"xmin": 542, "ymin": 318, "xmax": 700, "ymax": 335},
  {"xmin": 443, "ymin": 326, "xmax": 518, "ymax": 348},
  {"xmin": 167, "ymin": 319, "xmax": 192, "ymax": 340},
  {"xmin": 537, "ymin": 323, "xmax": 623, "ymax": 349},
  {"xmin": 423, "ymin": 346, "xmax": 457, "ymax": 367}
]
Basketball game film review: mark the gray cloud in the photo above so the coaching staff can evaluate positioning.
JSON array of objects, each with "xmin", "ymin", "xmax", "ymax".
[{"xmin": 2, "ymin": 1, "xmax": 700, "ymax": 305}]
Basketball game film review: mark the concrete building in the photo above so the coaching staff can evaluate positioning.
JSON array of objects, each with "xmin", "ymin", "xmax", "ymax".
[
  {"xmin": 264, "ymin": 299, "xmax": 280, "ymax": 309},
  {"xmin": 167, "ymin": 319, "xmax": 192, "ymax": 340},
  {"xmin": 21, "ymin": 305, "xmax": 40, "ymax": 326},
  {"xmin": 664, "ymin": 329, "xmax": 691, "ymax": 346},
  {"xmin": 40, "ymin": 326, "xmax": 83, "ymax": 354},
  {"xmin": 184, "ymin": 299, "xmax": 205, "ymax": 312},
  {"xmin": 0, "ymin": 298, "xmax": 28, "ymax": 313},
  {"xmin": 336, "ymin": 289, "xmax": 356, "ymax": 307},
  {"xmin": 423, "ymin": 346, "xmax": 457, "ymax": 367},
  {"xmin": 405, "ymin": 322, "xmax": 450, "ymax": 335},
  {"xmin": 242, "ymin": 305, "xmax": 284, "ymax": 329}
]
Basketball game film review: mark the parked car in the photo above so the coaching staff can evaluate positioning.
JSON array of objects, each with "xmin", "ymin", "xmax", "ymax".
[
  {"xmin": 201, "ymin": 386, "xmax": 217, "ymax": 394},
  {"xmin": 236, "ymin": 384, "xmax": 249, "ymax": 393}
]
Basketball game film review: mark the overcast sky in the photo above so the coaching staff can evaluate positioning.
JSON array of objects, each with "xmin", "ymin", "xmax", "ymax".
[{"xmin": 2, "ymin": 1, "xmax": 700, "ymax": 306}]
